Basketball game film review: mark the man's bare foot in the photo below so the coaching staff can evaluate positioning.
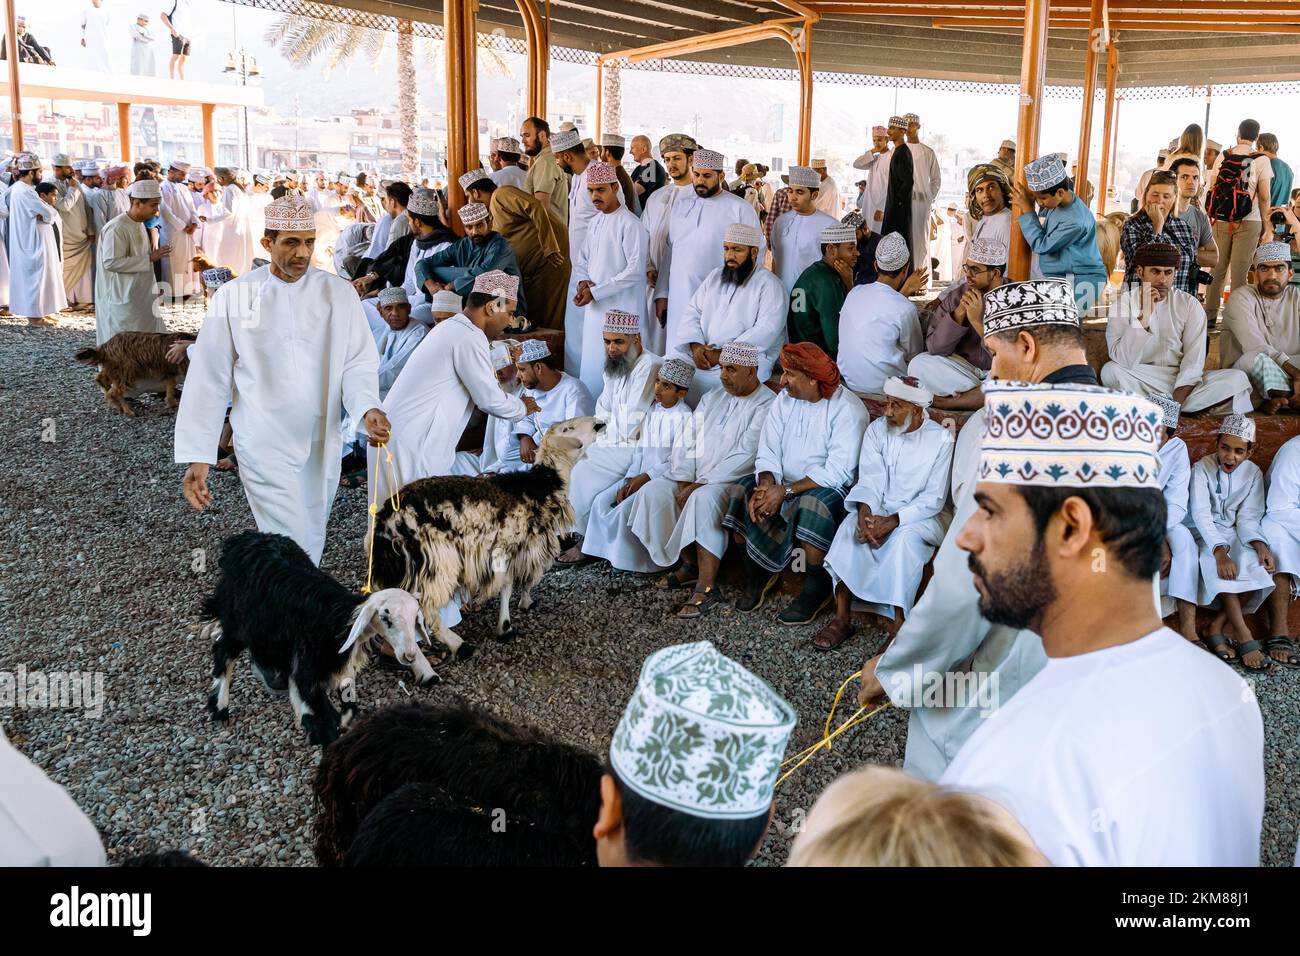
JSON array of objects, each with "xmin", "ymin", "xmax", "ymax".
[
  {"xmin": 213, "ymin": 456, "xmax": 238, "ymax": 472},
  {"xmin": 857, "ymin": 653, "xmax": 887, "ymax": 709},
  {"xmin": 1262, "ymin": 396, "xmax": 1289, "ymax": 414},
  {"xmin": 28, "ymin": 315, "xmax": 58, "ymax": 327},
  {"xmin": 554, "ymin": 544, "xmax": 594, "ymax": 566}
]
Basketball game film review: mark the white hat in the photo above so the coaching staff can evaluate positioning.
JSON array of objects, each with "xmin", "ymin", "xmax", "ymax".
[
  {"xmin": 982, "ymin": 279, "xmax": 1078, "ymax": 337},
  {"xmin": 903, "ymin": 112, "xmax": 920, "ymax": 126},
  {"xmin": 1255, "ymin": 242, "xmax": 1291, "ymax": 266},
  {"xmin": 169, "ymin": 160, "xmax": 190, "ymax": 172},
  {"xmin": 518, "ymin": 338, "xmax": 551, "ymax": 363},
  {"xmin": 602, "ymin": 310, "xmax": 640, "ymax": 335},
  {"xmin": 186, "ymin": 167, "xmax": 208, "ymax": 184},
  {"xmin": 967, "ymin": 237, "xmax": 1008, "ymax": 267},
  {"xmin": 884, "ymin": 375, "xmax": 933, "ymax": 408},
  {"xmin": 1000, "ymin": 139, "xmax": 1016, "ymax": 151},
  {"xmin": 472, "ymin": 269, "xmax": 519, "ymax": 300},
  {"xmin": 719, "ymin": 340, "xmax": 761, "ymax": 367},
  {"xmin": 874, "ymin": 231, "xmax": 910, "ymax": 270},
  {"xmin": 550, "ymin": 128, "xmax": 582, "ymax": 153},
  {"xmin": 821, "ymin": 223, "xmax": 858, "ymax": 246},
  {"xmin": 1220, "ymin": 414, "xmax": 1256, "ymax": 444},
  {"xmin": 493, "ymin": 136, "xmax": 522, "ymax": 154},
  {"xmin": 458, "ymin": 202, "xmax": 489, "ymax": 225},
  {"xmin": 692, "ymin": 148, "xmax": 725, "ymax": 171},
  {"xmin": 724, "ymin": 222, "xmax": 762, "ymax": 247},
  {"xmin": 377, "ymin": 287, "xmax": 410, "ymax": 306},
  {"xmin": 599, "ymin": 132, "xmax": 625, "ymax": 148},
  {"xmin": 1206, "ymin": 138, "xmax": 1223, "ymax": 152},
  {"xmin": 408, "ymin": 188, "xmax": 440, "ymax": 216},
  {"xmin": 430, "ymin": 289, "xmax": 464, "ymax": 314},
  {"xmin": 787, "ymin": 165, "xmax": 820, "ymax": 189},
  {"xmin": 126, "ymin": 178, "xmax": 161, "ymax": 200},
  {"xmin": 1024, "ymin": 153, "xmax": 1068, "ymax": 192},
  {"xmin": 458, "ymin": 168, "xmax": 492, "ymax": 192},
  {"xmin": 1151, "ymin": 392, "xmax": 1181, "ymax": 430},
  {"xmin": 14, "ymin": 152, "xmax": 39, "ymax": 171},
  {"xmin": 658, "ymin": 357, "xmax": 695, "ymax": 389},
  {"xmin": 610, "ymin": 641, "xmax": 795, "ymax": 819},
  {"xmin": 978, "ymin": 382, "xmax": 1162, "ymax": 490},
  {"xmin": 51, "ymin": 153, "xmax": 72, "ymax": 167},
  {"xmin": 490, "ymin": 341, "xmax": 514, "ymax": 370},
  {"xmin": 264, "ymin": 197, "xmax": 316, "ymax": 232}
]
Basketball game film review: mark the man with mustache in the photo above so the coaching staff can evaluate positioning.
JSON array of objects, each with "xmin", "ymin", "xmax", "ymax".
[
  {"xmin": 415, "ymin": 199, "xmax": 526, "ymax": 316},
  {"xmin": 942, "ymin": 380, "xmax": 1263, "ymax": 866},
  {"xmin": 1221, "ymin": 241, "xmax": 1300, "ymax": 412}
]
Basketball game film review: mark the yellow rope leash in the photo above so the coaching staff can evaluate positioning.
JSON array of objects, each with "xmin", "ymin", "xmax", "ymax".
[
  {"xmin": 361, "ymin": 442, "xmax": 402, "ymax": 595},
  {"xmin": 775, "ymin": 669, "xmax": 894, "ymax": 788}
]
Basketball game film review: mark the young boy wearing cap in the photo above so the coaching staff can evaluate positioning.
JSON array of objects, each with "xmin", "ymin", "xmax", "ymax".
[
  {"xmin": 1013, "ymin": 153, "xmax": 1108, "ymax": 313},
  {"xmin": 770, "ymin": 165, "xmax": 840, "ymax": 294}
]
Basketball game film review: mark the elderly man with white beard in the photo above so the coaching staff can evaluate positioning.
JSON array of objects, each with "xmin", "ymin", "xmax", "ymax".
[
  {"xmin": 815, "ymin": 376, "xmax": 953, "ymax": 650},
  {"xmin": 627, "ymin": 341, "xmax": 777, "ymax": 618},
  {"xmin": 452, "ymin": 341, "xmax": 529, "ymax": 476},
  {"xmin": 556, "ymin": 310, "xmax": 661, "ymax": 566},
  {"xmin": 673, "ymin": 221, "xmax": 787, "ymax": 404}
]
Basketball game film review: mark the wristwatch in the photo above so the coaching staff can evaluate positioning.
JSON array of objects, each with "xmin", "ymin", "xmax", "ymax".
[{"xmin": 782, "ymin": 484, "xmax": 796, "ymax": 502}]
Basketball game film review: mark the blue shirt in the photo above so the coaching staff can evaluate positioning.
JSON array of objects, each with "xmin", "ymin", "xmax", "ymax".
[
  {"xmin": 1017, "ymin": 195, "xmax": 1106, "ymax": 280},
  {"xmin": 1269, "ymin": 157, "xmax": 1293, "ymax": 209}
]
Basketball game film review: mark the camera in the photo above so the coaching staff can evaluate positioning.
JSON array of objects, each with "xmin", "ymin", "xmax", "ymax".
[{"xmin": 1271, "ymin": 210, "xmax": 1294, "ymax": 242}]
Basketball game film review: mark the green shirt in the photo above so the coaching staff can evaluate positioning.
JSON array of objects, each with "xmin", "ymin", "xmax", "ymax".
[{"xmin": 787, "ymin": 259, "xmax": 847, "ymax": 356}]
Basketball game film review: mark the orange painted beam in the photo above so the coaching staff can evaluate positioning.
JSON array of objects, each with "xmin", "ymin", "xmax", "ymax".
[
  {"xmin": 1075, "ymin": 0, "xmax": 1104, "ymax": 210},
  {"xmin": 201, "ymin": 103, "xmax": 215, "ymax": 168},
  {"xmin": 933, "ymin": 17, "xmax": 1300, "ymax": 31},
  {"xmin": 444, "ymin": 0, "xmax": 478, "ymax": 228},
  {"xmin": 1010, "ymin": 0, "xmax": 1050, "ymax": 282},
  {"xmin": 808, "ymin": 1, "xmax": 1300, "ymax": 10},
  {"xmin": 118, "ymin": 102, "xmax": 132, "ymax": 161},
  {"xmin": 1097, "ymin": 38, "xmax": 1118, "ymax": 210},
  {"xmin": 795, "ymin": 24, "xmax": 813, "ymax": 165},
  {"xmin": 596, "ymin": 18, "xmax": 802, "ymax": 64},
  {"xmin": 515, "ymin": 0, "xmax": 547, "ymax": 119},
  {"xmin": 5, "ymin": 0, "xmax": 21, "ymax": 152}
]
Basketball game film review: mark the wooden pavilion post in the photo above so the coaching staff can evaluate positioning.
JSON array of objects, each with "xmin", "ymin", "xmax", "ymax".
[
  {"xmin": 1075, "ymin": 0, "xmax": 1105, "ymax": 211},
  {"xmin": 1096, "ymin": 37, "xmax": 1119, "ymax": 212},
  {"xmin": 1009, "ymin": 0, "xmax": 1051, "ymax": 280},
  {"xmin": 444, "ymin": 0, "xmax": 479, "ymax": 225}
]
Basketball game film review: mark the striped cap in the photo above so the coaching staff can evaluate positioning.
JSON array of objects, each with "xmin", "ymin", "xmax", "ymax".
[
  {"xmin": 551, "ymin": 128, "xmax": 583, "ymax": 152},
  {"xmin": 603, "ymin": 310, "xmax": 641, "ymax": 335},
  {"xmin": 787, "ymin": 165, "xmax": 820, "ymax": 188},
  {"xmin": 821, "ymin": 223, "xmax": 858, "ymax": 246},
  {"xmin": 693, "ymin": 149, "xmax": 725, "ymax": 171},
  {"xmin": 658, "ymin": 357, "xmax": 696, "ymax": 389},
  {"xmin": 719, "ymin": 340, "xmax": 761, "ymax": 367},
  {"xmin": 724, "ymin": 222, "xmax": 763, "ymax": 247}
]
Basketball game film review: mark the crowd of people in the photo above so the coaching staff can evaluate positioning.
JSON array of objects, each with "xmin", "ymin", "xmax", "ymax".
[
  {"xmin": 9, "ymin": 105, "xmax": 1300, "ymax": 868},
  {"xmin": 0, "ymin": 3, "xmax": 197, "ymax": 78}
]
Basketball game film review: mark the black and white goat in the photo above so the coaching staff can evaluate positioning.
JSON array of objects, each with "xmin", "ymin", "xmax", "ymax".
[
  {"xmin": 312, "ymin": 698, "xmax": 603, "ymax": 866},
  {"xmin": 370, "ymin": 415, "xmax": 605, "ymax": 656},
  {"xmin": 201, "ymin": 530, "xmax": 436, "ymax": 746}
]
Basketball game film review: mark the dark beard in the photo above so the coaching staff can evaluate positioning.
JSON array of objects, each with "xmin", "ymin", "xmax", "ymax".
[
  {"xmin": 967, "ymin": 538, "xmax": 1057, "ymax": 630},
  {"xmin": 694, "ymin": 182, "xmax": 721, "ymax": 198},
  {"xmin": 604, "ymin": 355, "xmax": 630, "ymax": 378},
  {"xmin": 525, "ymin": 141, "xmax": 542, "ymax": 157},
  {"xmin": 721, "ymin": 257, "xmax": 756, "ymax": 286}
]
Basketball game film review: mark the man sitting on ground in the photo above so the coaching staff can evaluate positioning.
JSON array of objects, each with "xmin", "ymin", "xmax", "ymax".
[{"xmin": 373, "ymin": 286, "xmax": 428, "ymax": 399}]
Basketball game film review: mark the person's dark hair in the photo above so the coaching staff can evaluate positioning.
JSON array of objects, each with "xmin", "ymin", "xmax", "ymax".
[
  {"xmin": 133, "ymin": 162, "xmax": 151, "ymax": 178},
  {"xmin": 34, "ymin": 181, "xmax": 56, "ymax": 196},
  {"xmin": 556, "ymin": 144, "xmax": 585, "ymax": 159},
  {"xmin": 385, "ymin": 181, "xmax": 412, "ymax": 207},
  {"xmin": 409, "ymin": 210, "xmax": 441, "ymax": 229},
  {"xmin": 270, "ymin": 186, "xmax": 287, "ymax": 200},
  {"xmin": 1037, "ymin": 175, "xmax": 1074, "ymax": 195},
  {"xmin": 1144, "ymin": 170, "xmax": 1178, "ymax": 196},
  {"xmin": 469, "ymin": 176, "xmax": 497, "ymax": 196},
  {"xmin": 735, "ymin": 158, "xmax": 749, "ymax": 175},
  {"xmin": 1016, "ymin": 485, "xmax": 1166, "ymax": 579},
  {"xmin": 524, "ymin": 116, "xmax": 550, "ymax": 136},
  {"xmin": 464, "ymin": 290, "xmax": 517, "ymax": 313},
  {"xmin": 520, "ymin": 351, "xmax": 558, "ymax": 371},
  {"xmin": 614, "ymin": 769, "xmax": 768, "ymax": 867},
  {"xmin": 355, "ymin": 172, "xmax": 369, "ymax": 187},
  {"xmin": 1168, "ymin": 157, "xmax": 1199, "ymax": 177},
  {"xmin": 1239, "ymin": 118, "xmax": 1261, "ymax": 142},
  {"xmin": 264, "ymin": 228, "xmax": 280, "ymax": 240},
  {"xmin": 1258, "ymin": 132, "xmax": 1280, "ymax": 153},
  {"xmin": 988, "ymin": 322, "xmax": 1085, "ymax": 351},
  {"xmin": 603, "ymin": 145, "xmax": 625, "ymax": 162},
  {"xmin": 497, "ymin": 150, "xmax": 521, "ymax": 164},
  {"xmin": 876, "ymin": 263, "xmax": 908, "ymax": 280}
]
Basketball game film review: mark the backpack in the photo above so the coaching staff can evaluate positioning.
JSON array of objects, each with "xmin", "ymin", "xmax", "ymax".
[{"xmin": 1207, "ymin": 151, "xmax": 1262, "ymax": 224}]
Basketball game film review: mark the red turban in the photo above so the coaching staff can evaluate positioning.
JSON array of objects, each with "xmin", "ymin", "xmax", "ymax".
[{"xmin": 780, "ymin": 342, "xmax": 842, "ymax": 399}]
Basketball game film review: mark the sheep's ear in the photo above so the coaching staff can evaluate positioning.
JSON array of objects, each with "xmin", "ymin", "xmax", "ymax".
[
  {"xmin": 551, "ymin": 436, "xmax": 583, "ymax": 453},
  {"xmin": 414, "ymin": 606, "xmax": 432, "ymax": 645},
  {"xmin": 340, "ymin": 595, "xmax": 380, "ymax": 653}
]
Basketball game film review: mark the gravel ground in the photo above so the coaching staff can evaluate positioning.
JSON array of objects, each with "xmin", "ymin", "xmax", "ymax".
[{"xmin": 1, "ymin": 307, "xmax": 1297, "ymax": 867}]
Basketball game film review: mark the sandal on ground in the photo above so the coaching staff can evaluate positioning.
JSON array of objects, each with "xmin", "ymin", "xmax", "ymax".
[
  {"xmin": 677, "ymin": 586, "xmax": 721, "ymax": 619},
  {"xmin": 554, "ymin": 544, "xmax": 597, "ymax": 567},
  {"xmin": 812, "ymin": 618, "xmax": 855, "ymax": 651},
  {"xmin": 339, "ymin": 471, "xmax": 366, "ymax": 489},
  {"xmin": 1232, "ymin": 638, "xmax": 1272, "ymax": 672},
  {"xmin": 1263, "ymin": 634, "xmax": 1300, "ymax": 668},
  {"xmin": 655, "ymin": 563, "xmax": 698, "ymax": 590},
  {"xmin": 1204, "ymin": 633, "xmax": 1236, "ymax": 663}
]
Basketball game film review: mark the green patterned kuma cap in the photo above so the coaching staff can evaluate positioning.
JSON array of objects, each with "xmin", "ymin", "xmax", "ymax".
[{"xmin": 611, "ymin": 641, "xmax": 797, "ymax": 820}]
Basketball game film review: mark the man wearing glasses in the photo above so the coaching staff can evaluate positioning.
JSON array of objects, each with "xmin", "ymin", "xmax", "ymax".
[{"xmin": 906, "ymin": 237, "xmax": 1006, "ymax": 411}]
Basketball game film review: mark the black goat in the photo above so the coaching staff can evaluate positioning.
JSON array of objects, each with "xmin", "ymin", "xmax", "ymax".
[
  {"xmin": 201, "ymin": 530, "xmax": 436, "ymax": 747},
  {"xmin": 312, "ymin": 698, "xmax": 603, "ymax": 866}
]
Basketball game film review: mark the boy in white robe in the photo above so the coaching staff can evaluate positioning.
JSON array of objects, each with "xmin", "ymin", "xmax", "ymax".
[
  {"xmin": 837, "ymin": 232, "xmax": 924, "ymax": 396},
  {"xmin": 1101, "ymin": 242, "xmax": 1252, "ymax": 414},
  {"xmin": 571, "ymin": 162, "xmax": 648, "ymax": 398},
  {"xmin": 582, "ymin": 358, "xmax": 695, "ymax": 571},
  {"xmin": 942, "ymin": 381, "xmax": 1263, "ymax": 867},
  {"xmin": 450, "ymin": 341, "xmax": 528, "ymax": 477},
  {"xmin": 9, "ymin": 155, "xmax": 67, "ymax": 321},
  {"xmin": 159, "ymin": 160, "xmax": 199, "ymax": 302},
  {"xmin": 94, "ymin": 178, "xmax": 170, "ymax": 344},
  {"xmin": 1261, "ymin": 434, "xmax": 1300, "ymax": 666},
  {"xmin": 1150, "ymin": 393, "xmax": 1199, "ymax": 644},
  {"xmin": 380, "ymin": 271, "xmax": 538, "ymax": 487},
  {"xmin": 513, "ymin": 338, "xmax": 595, "ymax": 468},
  {"xmin": 819, "ymin": 376, "xmax": 952, "ymax": 650},
  {"xmin": 672, "ymin": 222, "xmax": 786, "ymax": 403},
  {"xmin": 175, "ymin": 197, "xmax": 389, "ymax": 566},
  {"xmin": 770, "ymin": 165, "xmax": 839, "ymax": 294},
  {"xmin": 372, "ymin": 287, "xmax": 427, "ymax": 399},
  {"xmin": 556, "ymin": 310, "xmax": 659, "ymax": 564},
  {"xmin": 627, "ymin": 341, "xmax": 776, "ymax": 616},
  {"xmin": 1189, "ymin": 414, "xmax": 1276, "ymax": 670}
]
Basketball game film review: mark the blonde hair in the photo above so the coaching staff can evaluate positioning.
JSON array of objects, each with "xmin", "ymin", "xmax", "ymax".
[
  {"xmin": 1095, "ymin": 214, "xmax": 1124, "ymax": 276},
  {"xmin": 1174, "ymin": 123, "xmax": 1205, "ymax": 160},
  {"xmin": 787, "ymin": 767, "xmax": 1047, "ymax": 867}
]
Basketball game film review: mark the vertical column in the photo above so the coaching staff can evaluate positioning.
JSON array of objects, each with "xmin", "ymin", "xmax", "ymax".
[
  {"xmin": 444, "ymin": 0, "xmax": 479, "ymax": 224},
  {"xmin": 1097, "ymin": 39, "xmax": 1119, "ymax": 213},
  {"xmin": 594, "ymin": 61, "xmax": 603, "ymax": 141},
  {"xmin": 794, "ymin": 24, "xmax": 813, "ymax": 165},
  {"xmin": 201, "ymin": 103, "xmax": 215, "ymax": 168},
  {"xmin": 1075, "ymin": 0, "xmax": 1103, "ymax": 212},
  {"xmin": 5, "ymin": 0, "xmax": 22, "ymax": 152},
  {"xmin": 1008, "ymin": 0, "xmax": 1050, "ymax": 281},
  {"xmin": 118, "ymin": 102, "xmax": 132, "ymax": 162},
  {"xmin": 602, "ymin": 59, "xmax": 622, "ymax": 138},
  {"xmin": 515, "ymin": 0, "xmax": 548, "ymax": 119}
]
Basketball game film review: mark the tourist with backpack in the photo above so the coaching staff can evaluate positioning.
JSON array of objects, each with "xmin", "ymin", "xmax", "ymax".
[{"xmin": 1204, "ymin": 119, "xmax": 1273, "ymax": 326}]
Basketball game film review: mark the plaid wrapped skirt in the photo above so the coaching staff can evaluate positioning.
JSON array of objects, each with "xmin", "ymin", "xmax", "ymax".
[{"xmin": 721, "ymin": 475, "xmax": 847, "ymax": 573}]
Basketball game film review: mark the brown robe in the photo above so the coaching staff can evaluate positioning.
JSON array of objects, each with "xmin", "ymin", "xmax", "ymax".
[{"xmin": 490, "ymin": 185, "xmax": 570, "ymax": 329}]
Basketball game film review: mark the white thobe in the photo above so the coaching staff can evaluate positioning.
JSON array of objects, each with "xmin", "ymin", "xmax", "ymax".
[
  {"xmin": 54, "ymin": 179, "xmax": 94, "ymax": 305},
  {"xmin": 967, "ymin": 208, "xmax": 1011, "ymax": 255},
  {"xmin": 214, "ymin": 184, "xmax": 254, "ymax": 274},
  {"xmin": 943, "ymin": 628, "xmax": 1263, "ymax": 866},
  {"xmin": 642, "ymin": 180, "xmax": 693, "ymax": 355},
  {"xmin": 332, "ymin": 222, "xmax": 373, "ymax": 279},
  {"xmin": 754, "ymin": 386, "xmax": 869, "ymax": 500},
  {"xmin": 81, "ymin": 3, "xmax": 112, "ymax": 71},
  {"xmin": 572, "ymin": 205, "xmax": 649, "ymax": 398},
  {"xmin": 360, "ymin": 238, "xmax": 448, "ymax": 333},
  {"xmin": 814, "ymin": 176, "xmax": 841, "ymax": 217},
  {"xmin": 771, "ymin": 209, "xmax": 839, "ymax": 293},
  {"xmin": 159, "ymin": 180, "xmax": 198, "ymax": 298},
  {"xmin": 380, "ymin": 312, "xmax": 528, "ymax": 487},
  {"xmin": 9, "ymin": 182, "xmax": 67, "ymax": 318},
  {"xmin": 862, "ymin": 142, "xmax": 942, "ymax": 269},
  {"xmin": 582, "ymin": 400, "xmax": 693, "ymax": 571},
  {"xmin": 1159, "ymin": 437, "xmax": 1198, "ymax": 612},
  {"xmin": 825, "ymin": 417, "xmax": 953, "ymax": 617},
  {"xmin": 672, "ymin": 265, "xmax": 787, "ymax": 403},
  {"xmin": 375, "ymin": 321, "xmax": 428, "ymax": 399},
  {"xmin": 1189, "ymin": 456, "xmax": 1274, "ymax": 612},
  {"xmin": 1101, "ymin": 287, "xmax": 1252, "ymax": 414},
  {"xmin": 567, "ymin": 350, "xmax": 661, "ymax": 532},
  {"xmin": 837, "ymin": 280, "xmax": 924, "ymax": 395},
  {"xmin": 627, "ymin": 384, "xmax": 776, "ymax": 565},
  {"xmin": 562, "ymin": 167, "xmax": 599, "ymax": 377},
  {"xmin": 130, "ymin": 24, "xmax": 157, "ymax": 75},
  {"xmin": 490, "ymin": 166, "xmax": 527, "ymax": 191},
  {"xmin": 0, "ymin": 181, "xmax": 9, "ymax": 306},
  {"xmin": 515, "ymin": 372, "xmax": 595, "ymax": 450},
  {"xmin": 1, "ymin": 726, "xmax": 106, "ymax": 866},
  {"xmin": 451, "ymin": 380, "xmax": 528, "ymax": 477},
  {"xmin": 174, "ymin": 267, "xmax": 381, "ymax": 565},
  {"xmin": 1219, "ymin": 285, "xmax": 1300, "ymax": 381},
  {"xmin": 94, "ymin": 214, "xmax": 161, "ymax": 344},
  {"xmin": 92, "ymin": 187, "xmax": 128, "ymax": 237},
  {"xmin": 311, "ymin": 209, "xmax": 340, "ymax": 273},
  {"xmin": 657, "ymin": 190, "xmax": 763, "ymax": 351},
  {"xmin": 1263, "ymin": 435, "xmax": 1300, "ymax": 586},
  {"xmin": 364, "ymin": 212, "xmax": 394, "ymax": 262},
  {"xmin": 248, "ymin": 191, "xmax": 272, "ymax": 242}
]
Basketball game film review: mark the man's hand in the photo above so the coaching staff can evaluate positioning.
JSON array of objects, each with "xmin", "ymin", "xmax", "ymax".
[
  {"xmin": 655, "ymin": 298, "xmax": 668, "ymax": 327},
  {"xmin": 547, "ymin": 252, "xmax": 566, "ymax": 270},
  {"xmin": 857, "ymin": 653, "xmax": 886, "ymax": 709},
  {"xmin": 423, "ymin": 278, "xmax": 444, "ymax": 296},
  {"xmin": 1146, "ymin": 201, "xmax": 1167, "ymax": 237},
  {"xmin": 674, "ymin": 481, "xmax": 702, "ymax": 510},
  {"xmin": 748, "ymin": 483, "xmax": 785, "ymax": 523},
  {"xmin": 1214, "ymin": 545, "xmax": 1237, "ymax": 581},
  {"xmin": 573, "ymin": 281, "xmax": 594, "ymax": 307},
  {"xmin": 901, "ymin": 267, "xmax": 928, "ymax": 298},
  {"xmin": 522, "ymin": 395, "xmax": 541, "ymax": 415},
  {"xmin": 647, "ymin": 268, "xmax": 658, "ymax": 288},
  {"xmin": 165, "ymin": 341, "xmax": 189, "ymax": 365},
  {"xmin": 362, "ymin": 408, "xmax": 391, "ymax": 445},
  {"xmin": 150, "ymin": 244, "xmax": 173, "ymax": 263},
  {"xmin": 956, "ymin": 288, "xmax": 982, "ymax": 326},
  {"xmin": 1161, "ymin": 537, "xmax": 1173, "ymax": 578},
  {"xmin": 182, "ymin": 463, "xmax": 212, "ymax": 512},
  {"xmin": 1012, "ymin": 176, "xmax": 1034, "ymax": 211},
  {"xmin": 519, "ymin": 434, "xmax": 538, "ymax": 464},
  {"xmin": 1256, "ymin": 542, "xmax": 1276, "ymax": 574},
  {"xmin": 831, "ymin": 257, "xmax": 855, "ymax": 290},
  {"xmin": 854, "ymin": 504, "xmax": 873, "ymax": 544},
  {"xmin": 184, "ymin": 223, "xmax": 197, "ymax": 235},
  {"xmin": 615, "ymin": 473, "xmax": 650, "ymax": 504},
  {"xmin": 867, "ymin": 513, "xmax": 900, "ymax": 546},
  {"xmin": 872, "ymin": 209, "xmax": 882, "ymax": 223},
  {"xmin": 352, "ymin": 274, "xmax": 376, "ymax": 295}
]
